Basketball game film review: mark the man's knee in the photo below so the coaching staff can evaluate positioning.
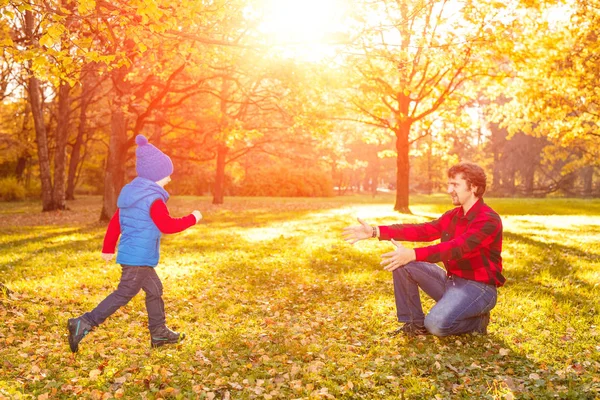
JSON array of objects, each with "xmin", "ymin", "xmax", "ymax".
[
  {"xmin": 392, "ymin": 261, "xmax": 421, "ymax": 279},
  {"xmin": 424, "ymin": 313, "xmax": 453, "ymax": 337}
]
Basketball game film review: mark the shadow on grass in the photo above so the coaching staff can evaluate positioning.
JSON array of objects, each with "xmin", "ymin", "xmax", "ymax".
[
  {"xmin": 503, "ymin": 231, "xmax": 599, "ymax": 303},
  {"xmin": 0, "ymin": 225, "xmax": 106, "ymax": 282},
  {"xmin": 504, "ymin": 231, "xmax": 600, "ymax": 261},
  {"xmin": 0, "ymin": 224, "xmax": 101, "ymax": 250}
]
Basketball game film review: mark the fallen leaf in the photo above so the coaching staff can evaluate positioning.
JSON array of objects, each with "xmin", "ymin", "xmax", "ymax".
[{"xmin": 89, "ymin": 369, "xmax": 102, "ymax": 380}]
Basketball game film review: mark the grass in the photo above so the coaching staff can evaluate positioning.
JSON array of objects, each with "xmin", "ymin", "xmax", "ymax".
[{"xmin": 0, "ymin": 194, "xmax": 599, "ymax": 400}]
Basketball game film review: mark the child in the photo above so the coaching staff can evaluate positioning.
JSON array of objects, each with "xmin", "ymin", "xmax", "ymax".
[{"xmin": 67, "ymin": 134, "xmax": 202, "ymax": 352}]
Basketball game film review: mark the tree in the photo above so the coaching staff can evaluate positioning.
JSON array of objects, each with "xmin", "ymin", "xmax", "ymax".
[
  {"xmin": 12, "ymin": 1, "xmax": 92, "ymax": 210},
  {"xmin": 23, "ymin": 9, "xmax": 54, "ymax": 210},
  {"xmin": 487, "ymin": 1, "xmax": 600, "ymax": 194},
  {"xmin": 341, "ymin": 0, "xmax": 511, "ymax": 211}
]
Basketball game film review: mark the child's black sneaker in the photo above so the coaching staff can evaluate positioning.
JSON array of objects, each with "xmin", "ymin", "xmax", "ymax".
[
  {"xmin": 67, "ymin": 317, "xmax": 94, "ymax": 353},
  {"xmin": 150, "ymin": 326, "xmax": 185, "ymax": 348}
]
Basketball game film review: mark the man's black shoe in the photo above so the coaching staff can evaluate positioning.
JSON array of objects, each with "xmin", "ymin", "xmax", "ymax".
[
  {"xmin": 67, "ymin": 317, "xmax": 94, "ymax": 353},
  {"xmin": 150, "ymin": 326, "xmax": 185, "ymax": 348},
  {"xmin": 476, "ymin": 313, "xmax": 490, "ymax": 335},
  {"xmin": 388, "ymin": 323, "xmax": 430, "ymax": 337}
]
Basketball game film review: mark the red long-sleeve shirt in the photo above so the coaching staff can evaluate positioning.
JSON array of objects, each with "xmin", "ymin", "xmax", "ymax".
[
  {"xmin": 378, "ymin": 198, "xmax": 505, "ymax": 286},
  {"xmin": 102, "ymin": 200, "xmax": 196, "ymax": 253}
]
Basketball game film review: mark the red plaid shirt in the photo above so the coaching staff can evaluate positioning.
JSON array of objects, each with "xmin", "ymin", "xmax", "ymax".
[{"xmin": 378, "ymin": 198, "xmax": 505, "ymax": 286}]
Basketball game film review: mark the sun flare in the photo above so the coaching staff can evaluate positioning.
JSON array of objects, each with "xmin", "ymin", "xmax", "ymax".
[{"xmin": 255, "ymin": 0, "xmax": 348, "ymax": 61}]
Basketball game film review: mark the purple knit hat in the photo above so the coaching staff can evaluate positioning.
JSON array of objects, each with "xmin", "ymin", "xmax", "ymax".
[{"xmin": 135, "ymin": 135, "xmax": 173, "ymax": 181}]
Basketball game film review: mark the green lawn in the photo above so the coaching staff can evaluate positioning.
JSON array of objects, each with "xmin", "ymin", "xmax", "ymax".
[{"xmin": 0, "ymin": 195, "xmax": 599, "ymax": 399}]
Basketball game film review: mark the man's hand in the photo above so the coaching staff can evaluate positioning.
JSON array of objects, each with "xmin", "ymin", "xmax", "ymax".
[
  {"xmin": 192, "ymin": 210, "xmax": 202, "ymax": 224},
  {"xmin": 101, "ymin": 253, "xmax": 114, "ymax": 263},
  {"xmin": 343, "ymin": 217, "xmax": 374, "ymax": 244},
  {"xmin": 380, "ymin": 239, "xmax": 416, "ymax": 272}
]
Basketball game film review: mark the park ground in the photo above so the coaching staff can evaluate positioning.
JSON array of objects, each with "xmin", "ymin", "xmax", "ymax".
[{"xmin": 0, "ymin": 195, "xmax": 599, "ymax": 399}]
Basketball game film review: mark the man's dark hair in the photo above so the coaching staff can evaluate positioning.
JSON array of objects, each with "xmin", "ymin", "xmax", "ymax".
[{"xmin": 448, "ymin": 162, "xmax": 487, "ymax": 197}]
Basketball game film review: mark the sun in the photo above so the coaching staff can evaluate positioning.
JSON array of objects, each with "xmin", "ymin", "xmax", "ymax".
[{"xmin": 253, "ymin": 0, "xmax": 348, "ymax": 61}]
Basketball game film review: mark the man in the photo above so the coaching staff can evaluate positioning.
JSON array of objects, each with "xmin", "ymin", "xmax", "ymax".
[{"xmin": 343, "ymin": 162, "xmax": 504, "ymax": 337}]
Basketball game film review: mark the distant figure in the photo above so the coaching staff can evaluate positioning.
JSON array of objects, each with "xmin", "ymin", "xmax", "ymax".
[
  {"xmin": 67, "ymin": 135, "xmax": 203, "ymax": 352},
  {"xmin": 343, "ymin": 162, "xmax": 504, "ymax": 337}
]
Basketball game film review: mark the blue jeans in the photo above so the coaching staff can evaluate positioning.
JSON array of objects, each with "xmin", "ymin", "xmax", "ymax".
[
  {"xmin": 392, "ymin": 261, "xmax": 497, "ymax": 336},
  {"xmin": 84, "ymin": 265, "xmax": 166, "ymax": 331}
]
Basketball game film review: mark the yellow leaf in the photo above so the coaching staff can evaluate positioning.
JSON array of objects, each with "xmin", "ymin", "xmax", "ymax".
[
  {"xmin": 78, "ymin": 0, "xmax": 96, "ymax": 14},
  {"xmin": 86, "ymin": 50, "xmax": 99, "ymax": 62},
  {"xmin": 17, "ymin": 3, "xmax": 33, "ymax": 12},
  {"xmin": 39, "ymin": 34, "xmax": 54, "ymax": 48},
  {"xmin": 32, "ymin": 55, "xmax": 49, "ymax": 70},
  {"xmin": 47, "ymin": 24, "xmax": 64, "ymax": 39}
]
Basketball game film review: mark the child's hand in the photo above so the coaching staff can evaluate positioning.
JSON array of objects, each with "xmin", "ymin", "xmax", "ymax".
[
  {"xmin": 101, "ymin": 253, "xmax": 115, "ymax": 263},
  {"xmin": 192, "ymin": 210, "xmax": 202, "ymax": 224}
]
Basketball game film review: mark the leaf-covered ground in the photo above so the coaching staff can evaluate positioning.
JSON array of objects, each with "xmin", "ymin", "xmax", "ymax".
[{"xmin": 0, "ymin": 195, "xmax": 599, "ymax": 399}]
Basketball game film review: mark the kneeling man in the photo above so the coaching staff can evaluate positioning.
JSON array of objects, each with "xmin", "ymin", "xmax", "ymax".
[{"xmin": 344, "ymin": 162, "xmax": 504, "ymax": 337}]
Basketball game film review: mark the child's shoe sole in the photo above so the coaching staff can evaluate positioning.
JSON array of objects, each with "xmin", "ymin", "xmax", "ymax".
[{"xmin": 151, "ymin": 332, "xmax": 185, "ymax": 348}]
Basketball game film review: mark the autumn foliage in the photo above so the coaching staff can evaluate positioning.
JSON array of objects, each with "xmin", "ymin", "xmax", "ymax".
[{"xmin": 0, "ymin": 0, "xmax": 598, "ymax": 218}]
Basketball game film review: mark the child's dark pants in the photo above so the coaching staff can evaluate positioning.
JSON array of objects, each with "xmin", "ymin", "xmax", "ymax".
[{"xmin": 84, "ymin": 265, "xmax": 165, "ymax": 331}]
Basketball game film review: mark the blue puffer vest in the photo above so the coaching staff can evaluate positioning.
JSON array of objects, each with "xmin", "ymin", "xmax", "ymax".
[{"xmin": 116, "ymin": 177, "xmax": 169, "ymax": 267}]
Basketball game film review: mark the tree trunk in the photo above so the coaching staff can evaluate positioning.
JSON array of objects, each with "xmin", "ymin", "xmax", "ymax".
[
  {"xmin": 504, "ymin": 168, "xmax": 516, "ymax": 196},
  {"xmin": 393, "ymin": 3, "xmax": 412, "ymax": 214},
  {"xmin": 582, "ymin": 166, "xmax": 593, "ymax": 197},
  {"xmin": 394, "ymin": 117, "xmax": 412, "ymax": 213},
  {"xmin": 65, "ymin": 117, "xmax": 84, "ymax": 200},
  {"xmin": 492, "ymin": 141, "xmax": 502, "ymax": 194},
  {"xmin": 371, "ymin": 159, "xmax": 379, "ymax": 197},
  {"xmin": 16, "ymin": 103, "xmax": 31, "ymax": 183},
  {"xmin": 67, "ymin": 66, "xmax": 93, "ymax": 200},
  {"xmin": 559, "ymin": 172, "xmax": 576, "ymax": 195},
  {"xmin": 15, "ymin": 154, "xmax": 28, "ymax": 182},
  {"xmin": 213, "ymin": 79, "xmax": 230, "ymax": 205},
  {"xmin": 213, "ymin": 144, "xmax": 228, "ymax": 204},
  {"xmin": 521, "ymin": 165, "xmax": 535, "ymax": 197},
  {"xmin": 425, "ymin": 134, "xmax": 433, "ymax": 195},
  {"xmin": 101, "ymin": 65, "xmax": 131, "ymax": 221},
  {"xmin": 52, "ymin": 81, "xmax": 71, "ymax": 210},
  {"xmin": 100, "ymin": 105, "xmax": 128, "ymax": 221},
  {"xmin": 492, "ymin": 152, "xmax": 502, "ymax": 194},
  {"xmin": 25, "ymin": 10, "xmax": 54, "ymax": 211}
]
